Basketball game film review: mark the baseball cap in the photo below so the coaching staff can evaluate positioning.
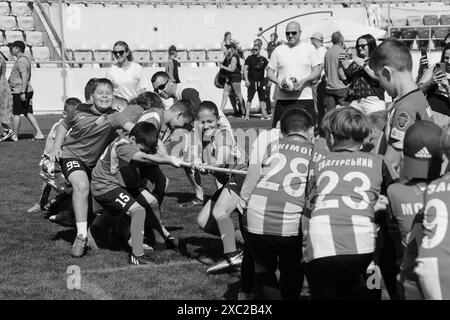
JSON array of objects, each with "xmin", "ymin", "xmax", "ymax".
[
  {"xmin": 311, "ymin": 32, "xmax": 324, "ymax": 42},
  {"xmin": 402, "ymin": 120, "xmax": 443, "ymax": 180},
  {"xmin": 8, "ymin": 40, "xmax": 25, "ymax": 52}
]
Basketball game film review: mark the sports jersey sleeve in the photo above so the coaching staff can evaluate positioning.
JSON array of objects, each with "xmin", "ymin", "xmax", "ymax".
[
  {"xmin": 115, "ymin": 143, "xmax": 140, "ymax": 164},
  {"xmin": 138, "ymin": 110, "xmax": 162, "ymax": 129},
  {"xmin": 389, "ymin": 107, "xmax": 415, "ymax": 150},
  {"xmin": 120, "ymin": 104, "xmax": 144, "ymax": 124},
  {"xmin": 109, "ymin": 111, "xmax": 132, "ymax": 129}
]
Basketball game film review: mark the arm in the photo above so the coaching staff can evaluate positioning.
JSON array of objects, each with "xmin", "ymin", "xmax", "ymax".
[
  {"xmin": 48, "ymin": 124, "xmax": 68, "ymax": 161},
  {"xmin": 220, "ymin": 56, "xmax": 237, "ymax": 72},
  {"xmin": 17, "ymin": 58, "xmax": 29, "ymax": 99},
  {"xmin": 157, "ymin": 139, "xmax": 169, "ymax": 156},
  {"xmin": 384, "ymin": 145, "xmax": 402, "ymax": 173},
  {"xmin": 267, "ymin": 67, "xmax": 280, "ymax": 87},
  {"xmin": 295, "ymin": 64, "xmax": 322, "ymax": 91},
  {"xmin": 243, "ymin": 64, "xmax": 250, "ymax": 86},
  {"xmin": 132, "ymin": 151, "xmax": 181, "ymax": 167}
]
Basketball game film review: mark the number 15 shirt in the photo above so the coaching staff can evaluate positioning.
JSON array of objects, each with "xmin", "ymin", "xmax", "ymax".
[{"xmin": 303, "ymin": 150, "xmax": 397, "ymax": 262}]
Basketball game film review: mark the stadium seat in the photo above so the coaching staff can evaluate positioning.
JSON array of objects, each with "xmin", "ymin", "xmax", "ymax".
[
  {"xmin": 390, "ymin": 28, "xmax": 402, "ymax": 39},
  {"xmin": 432, "ymin": 27, "xmax": 450, "ymax": 49},
  {"xmin": 93, "ymin": 49, "xmax": 112, "ymax": 63},
  {"xmin": 152, "ymin": 49, "xmax": 168, "ymax": 63},
  {"xmin": 10, "ymin": 2, "xmax": 31, "ymax": 16},
  {"xmin": 189, "ymin": 49, "xmax": 206, "ymax": 61},
  {"xmin": 0, "ymin": 16, "xmax": 18, "ymax": 31},
  {"xmin": 391, "ymin": 18, "xmax": 407, "ymax": 27},
  {"xmin": 73, "ymin": 49, "xmax": 93, "ymax": 63},
  {"xmin": 132, "ymin": 49, "xmax": 151, "ymax": 65},
  {"xmin": 423, "ymin": 15, "xmax": 438, "ymax": 26},
  {"xmin": 207, "ymin": 49, "xmax": 224, "ymax": 62},
  {"xmin": 417, "ymin": 27, "xmax": 431, "ymax": 50},
  {"xmin": 176, "ymin": 49, "xmax": 188, "ymax": 61},
  {"xmin": 440, "ymin": 14, "xmax": 450, "ymax": 26},
  {"xmin": 0, "ymin": 45, "xmax": 12, "ymax": 60},
  {"xmin": 407, "ymin": 15, "xmax": 422, "ymax": 27},
  {"xmin": 4, "ymin": 30, "xmax": 24, "ymax": 42},
  {"xmin": 25, "ymin": 31, "xmax": 44, "ymax": 46},
  {"xmin": 17, "ymin": 16, "xmax": 35, "ymax": 31},
  {"xmin": 0, "ymin": 2, "xmax": 10, "ymax": 16},
  {"xmin": 32, "ymin": 46, "xmax": 50, "ymax": 62},
  {"xmin": 401, "ymin": 28, "xmax": 418, "ymax": 49}
]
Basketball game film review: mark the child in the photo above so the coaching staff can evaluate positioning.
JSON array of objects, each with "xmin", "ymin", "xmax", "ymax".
[
  {"xmin": 369, "ymin": 38, "xmax": 434, "ymax": 175},
  {"xmin": 363, "ymin": 110, "xmax": 388, "ymax": 154},
  {"xmin": 27, "ymin": 97, "xmax": 81, "ymax": 213},
  {"xmin": 48, "ymin": 78, "xmax": 135, "ymax": 258},
  {"xmin": 388, "ymin": 121, "xmax": 443, "ymax": 299},
  {"xmin": 240, "ymin": 107, "xmax": 314, "ymax": 300},
  {"xmin": 90, "ymin": 122, "xmax": 182, "ymax": 265},
  {"xmin": 414, "ymin": 123, "xmax": 450, "ymax": 299},
  {"xmin": 304, "ymin": 107, "xmax": 397, "ymax": 299}
]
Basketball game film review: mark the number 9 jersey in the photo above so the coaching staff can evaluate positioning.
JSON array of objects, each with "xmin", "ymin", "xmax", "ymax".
[
  {"xmin": 303, "ymin": 150, "xmax": 397, "ymax": 262},
  {"xmin": 415, "ymin": 172, "xmax": 450, "ymax": 300}
]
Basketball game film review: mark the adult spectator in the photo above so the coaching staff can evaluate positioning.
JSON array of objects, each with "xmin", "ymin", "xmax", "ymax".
[
  {"xmin": 310, "ymin": 32, "xmax": 327, "ymax": 127},
  {"xmin": 8, "ymin": 40, "xmax": 44, "ymax": 142},
  {"xmin": 265, "ymin": 33, "xmax": 282, "ymax": 115},
  {"xmin": 219, "ymin": 43, "xmax": 246, "ymax": 117},
  {"xmin": 106, "ymin": 41, "xmax": 148, "ymax": 102},
  {"xmin": 340, "ymin": 34, "xmax": 385, "ymax": 114},
  {"xmin": 267, "ymin": 21, "xmax": 322, "ymax": 128},
  {"xmin": 267, "ymin": 33, "xmax": 282, "ymax": 59},
  {"xmin": 243, "ymin": 43, "xmax": 270, "ymax": 120},
  {"xmin": 222, "ymin": 31, "xmax": 241, "ymax": 55},
  {"xmin": 0, "ymin": 51, "xmax": 13, "ymax": 141},
  {"xmin": 324, "ymin": 31, "xmax": 348, "ymax": 112},
  {"xmin": 165, "ymin": 45, "xmax": 181, "ymax": 84}
]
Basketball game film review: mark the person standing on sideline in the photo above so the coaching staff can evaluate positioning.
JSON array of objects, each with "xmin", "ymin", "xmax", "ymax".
[
  {"xmin": 265, "ymin": 33, "xmax": 282, "ymax": 115},
  {"xmin": 267, "ymin": 21, "xmax": 322, "ymax": 128},
  {"xmin": 106, "ymin": 41, "xmax": 148, "ymax": 103},
  {"xmin": 0, "ymin": 50, "xmax": 13, "ymax": 141},
  {"xmin": 8, "ymin": 40, "xmax": 44, "ymax": 142},
  {"xmin": 324, "ymin": 31, "xmax": 349, "ymax": 112},
  {"xmin": 165, "ymin": 45, "xmax": 181, "ymax": 84},
  {"xmin": 310, "ymin": 32, "xmax": 327, "ymax": 129}
]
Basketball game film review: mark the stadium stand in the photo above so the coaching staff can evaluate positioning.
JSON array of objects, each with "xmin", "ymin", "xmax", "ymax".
[
  {"xmin": 26, "ymin": 30, "xmax": 44, "ymax": 46},
  {"xmin": 32, "ymin": 45, "xmax": 51, "ymax": 61},
  {"xmin": 10, "ymin": 2, "xmax": 31, "ymax": 16},
  {"xmin": 17, "ymin": 16, "xmax": 36, "ymax": 31},
  {"xmin": 0, "ymin": 2, "xmax": 10, "ymax": 16}
]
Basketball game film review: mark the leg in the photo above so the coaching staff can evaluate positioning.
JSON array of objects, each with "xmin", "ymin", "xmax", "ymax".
[
  {"xmin": 197, "ymin": 189, "xmax": 220, "ymax": 236},
  {"xmin": 25, "ymin": 113, "xmax": 44, "ymax": 138},
  {"xmin": 257, "ymin": 81, "xmax": 268, "ymax": 118},
  {"xmin": 136, "ymin": 189, "xmax": 166, "ymax": 244},
  {"xmin": 278, "ymin": 236, "xmax": 303, "ymax": 300},
  {"xmin": 238, "ymin": 213, "xmax": 255, "ymax": 298},
  {"xmin": 127, "ymin": 202, "xmax": 146, "ymax": 257},
  {"xmin": 232, "ymin": 81, "xmax": 246, "ymax": 116},
  {"xmin": 220, "ymin": 83, "xmax": 232, "ymax": 113},
  {"xmin": 245, "ymin": 81, "xmax": 256, "ymax": 120},
  {"xmin": 12, "ymin": 115, "xmax": 20, "ymax": 140},
  {"xmin": 271, "ymin": 100, "xmax": 283, "ymax": 128}
]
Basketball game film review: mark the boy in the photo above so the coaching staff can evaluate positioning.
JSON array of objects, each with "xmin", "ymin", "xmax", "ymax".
[
  {"xmin": 414, "ymin": 123, "xmax": 450, "ymax": 299},
  {"xmin": 369, "ymin": 38, "xmax": 434, "ymax": 175},
  {"xmin": 240, "ymin": 108, "xmax": 314, "ymax": 299},
  {"xmin": 49, "ymin": 78, "xmax": 135, "ymax": 257}
]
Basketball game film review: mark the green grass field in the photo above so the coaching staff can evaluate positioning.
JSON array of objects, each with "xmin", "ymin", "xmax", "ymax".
[{"xmin": 0, "ymin": 115, "xmax": 271, "ymax": 300}]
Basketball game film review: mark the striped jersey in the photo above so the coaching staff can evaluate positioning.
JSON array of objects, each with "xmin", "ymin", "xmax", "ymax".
[
  {"xmin": 303, "ymin": 150, "xmax": 397, "ymax": 262},
  {"xmin": 245, "ymin": 134, "xmax": 313, "ymax": 237},
  {"xmin": 415, "ymin": 172, "xmax": 450, "ymax": 300}
]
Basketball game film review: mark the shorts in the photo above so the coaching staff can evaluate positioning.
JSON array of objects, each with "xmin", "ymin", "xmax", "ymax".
[
  {"xmin": 12, "ymin": 92, "xmax": 34, "ymax": 116},
  {"xmin": 214, "ymin": 173, "xmax": 245, "ymax": 195},
  {"xmin": 247, "ymin": 80, "xmax": 266, "ymax": 102},
  {"xmin": 60, "ymin": 157, "xmax": 92, "ymax": 180},
  {"xmin": 226, "ymin": 73, "xmax": 242, "ymax": 85},
  {"xmin": 94, "ymin": 187, "xmax": 141, "ymax": 216}
]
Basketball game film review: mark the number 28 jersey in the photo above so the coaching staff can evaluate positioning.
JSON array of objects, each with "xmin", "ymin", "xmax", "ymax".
[
  {"xmin": 246, "ymin": 136, "xmax": 313, "ymax": 237},
  {"xmin": 303, "ymin": 150, "xmax": 396, "ymax": 262}
]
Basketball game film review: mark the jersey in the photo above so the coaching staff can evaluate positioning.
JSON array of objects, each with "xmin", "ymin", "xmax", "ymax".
[
  {"xmin": 307, "ymin": 137, "xmax": 330, "ymax": 196},
  {"xmin": 415, "ymin": 172, "xmax": 450, "ymax": 299},
  {"xmin": 303, "ymin": 150, "xmax": 397, "ymax": 262},
  {"xmin": 245, "ymin": 135, "xmax": 313, "ymax": 237},
  {"xmin": 388, "ymin": 181, "xmax": 427, "ymax": 247},
  {"xmin": 60, "ymin": 104, "xmax": 130, "ymax": 169}
]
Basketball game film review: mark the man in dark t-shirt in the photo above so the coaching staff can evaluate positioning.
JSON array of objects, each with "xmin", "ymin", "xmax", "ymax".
[{"xmin": 244, "ymin": 44, "xmax": 269, "ymax": 120}]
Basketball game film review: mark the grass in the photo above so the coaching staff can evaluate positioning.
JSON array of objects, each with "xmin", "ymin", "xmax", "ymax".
[{"xmin": 0, "ymin": 114, "xmax": 271, "ymax": 300}]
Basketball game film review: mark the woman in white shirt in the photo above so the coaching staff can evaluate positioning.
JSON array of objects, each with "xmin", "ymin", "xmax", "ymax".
[{"xmin": 106, "ymin": 41, "xmax": 148, "ymax": 103}]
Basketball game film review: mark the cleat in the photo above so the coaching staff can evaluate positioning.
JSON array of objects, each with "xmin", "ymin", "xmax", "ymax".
[
  {"xmin": 128, "ymin": 238, "xmax": 154, "ymax": 253},
  {"xmin": 71, "ymin": 234, "xmax": 88, "ymax": 257},
  {"xmin": 129, "ymin": 252, "xmax": 153, "ymax": 265},
  {"xmin": 27, "ymin": 203, "xmax": 41, "ymax": 213},
  {"xmin": 177, "ymin": 197, "xmax": 203, "ymax": 209},
  {"xmin": 206, "ymin": 250, "xmax": 243, "ymax": 274},
  {"xmin": 0, "ymin": 129, "xmax": 14, "ymax": 142}
]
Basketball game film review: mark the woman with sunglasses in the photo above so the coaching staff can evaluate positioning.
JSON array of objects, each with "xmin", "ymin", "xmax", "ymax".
[
  {"xmin": 106, "ymin": 41, "xmax": 148, "ymax": 103},
  {"xmin": 340, "ymin": 34, "xmax": 385, "ymax": 114}
]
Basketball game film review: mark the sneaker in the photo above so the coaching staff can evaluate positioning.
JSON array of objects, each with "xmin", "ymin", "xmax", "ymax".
[
  {"xmin": 129, "ymin": 252, "xmax": 153, "ymax": 265},
  {"xmin": 71, "ymin": 234, "xmax": 88, "ymax": 257},
  {"xmin": 206, "ymin": 250, "xmax": 243, "ymax": 274},
  {"xmin": 27, "ymin": 203, "xmax": 41, "ymax": 213},
  {"xmin": 177, "ymin": 197, "xmax": 203, "ymax": 208},
  {"xmin": 128, "ymin": 238, "xmax": 154, "ymax": 252},
  {"xmin": 0, "ymin": 129, "xmax": 14, "ymax": 142}
]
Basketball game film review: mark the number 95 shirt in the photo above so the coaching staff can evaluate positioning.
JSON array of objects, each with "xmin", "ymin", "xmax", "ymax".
[{"xmin": 303, "ymin": 150, "xmax": 397, "ymax": 262}]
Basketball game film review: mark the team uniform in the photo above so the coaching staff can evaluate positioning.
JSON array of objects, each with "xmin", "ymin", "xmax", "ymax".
[{"xmin": 415, "ymin": 172, "xmax": 450, "ymax": 299}]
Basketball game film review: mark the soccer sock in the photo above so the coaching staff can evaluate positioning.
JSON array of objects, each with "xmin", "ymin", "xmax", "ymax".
[
  {"xmin": 235, "ymin": 229, "xmax": 244, "ymax": 245},
  {"xmin": 203, "ymin": 212, "xmax": 220, "ymax": 236},
  {"xmin": 129, "ymin": 206, "xmax": 146, "ymax": 257},
  {"xmin": 216, "ymin": 216, "xmax": 236, "ymax": 255},
  {"xmin": 76, "ymin": 222, "xmax": 88, "ymax": 238}
]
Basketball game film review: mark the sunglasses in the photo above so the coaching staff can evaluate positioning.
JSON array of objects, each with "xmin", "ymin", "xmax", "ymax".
[
  {"xmin": 356, "ymin": 44, "xmax": 368, "ymax": 49},
  {"xmin": 251, "ymin": 48, "xmax": 259, "ymax": 52},
  {"xmin": 154, "ymin": 79, "xmax": 170, "ymax": 93},
  {"xmin": 112, "ymin": 50, "xmax": 126, "ymax": 56},
  {"xmin": 285, "ymin": 31, "xmax": 298, "ymax": 36}
]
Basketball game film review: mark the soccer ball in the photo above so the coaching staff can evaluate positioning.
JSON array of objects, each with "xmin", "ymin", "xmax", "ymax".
[{"xmin": 281, "ymin": 76, "xmax": 298, "ymax": 92}]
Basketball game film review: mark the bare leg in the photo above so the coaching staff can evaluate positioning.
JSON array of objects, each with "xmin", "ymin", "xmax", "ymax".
[
  {"xmin": 259, "ymin": 101, "xmax": 268, "ymax": 118},
  {"xmin": 184, "ymin": 167, "xmax": 203, "ymax": 201},
  {"xmin": 219, "ymin": 84, "xmax": 232, "ymax": 113},
  {"xmin": 232, "ymin": 82, "xmax": 246, "ymax": 117},
  {"xmin": 12, "ymin": 115, "xmax": 20, "ymax": 140},
  {"xmin": 25, "ymin": 113, "xmax": 44, "ymax": 138}
]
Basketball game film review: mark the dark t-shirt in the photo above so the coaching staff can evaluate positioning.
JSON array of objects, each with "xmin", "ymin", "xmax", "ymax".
[{"xmin": 245, "ymin": 55, "xmax": 268, "ymax": 82}]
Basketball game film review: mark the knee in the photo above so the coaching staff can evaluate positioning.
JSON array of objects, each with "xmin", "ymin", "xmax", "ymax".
[
  {"xmin": 128, "ymin": 204, "xmax": 145, "ymax": 218},
  {"xmin": 71, "ymin": 177, "xmax": 90, "ymax": 196}
]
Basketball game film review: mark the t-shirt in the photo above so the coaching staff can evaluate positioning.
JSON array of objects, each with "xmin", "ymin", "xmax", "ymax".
[
  {"xmin": 324, "ymin": 44, "xmax": 347, "ymax": 90},
  {"xmin": 8, "ymin": 54, "xmax": 33, "ymax": 94},
  {"xmin": 106, "ymin": 62, "xmax": 149, "ymax": 102},
  {"xmin": 60, "ymin": 104, "xmax": 130, "ymax": 169},
  {"xmin": 268, "ymin": 42, "xmax": 321, "ymax": 100},
  {"xmin": 245, "ymin": 55, "xmax": 268, "ymax": 82},
  {"xmin": 245, "ymin": 135, "xmax": 313, "ymax": 237},
  {"xmin": 415, "ymin": 172, "xmax": 450, "ymax": 299},
  {"xmin": 303, "ymin": 150, "xmax": 397, "ymax": 262},
  {"xmin": 91, "ymin": 136, "xmax": 143, "ymax": 196}
]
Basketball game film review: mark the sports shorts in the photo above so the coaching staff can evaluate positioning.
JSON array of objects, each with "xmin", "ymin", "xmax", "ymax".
[
  {"xmin": 60, "ymin": 157, "xmax": 92, "ymax": 180},
  {"xmin": 12, "ymin": 92, "xmax": 34, "ymax": 116},
  {"xmin": 94, "ymin": 187, "xmax": 141, "ymax": 216}
]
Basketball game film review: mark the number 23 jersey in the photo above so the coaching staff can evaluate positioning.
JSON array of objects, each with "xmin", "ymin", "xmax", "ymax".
[{"xmin": 303, "ymin": 150, "xmax": 396, "ymax": 262}]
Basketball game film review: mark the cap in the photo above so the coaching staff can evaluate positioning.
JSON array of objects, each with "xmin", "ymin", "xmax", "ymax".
[
  {"xmin": 8, "ymin": 40, "xmax": 25, "ymax": 52},
  {"xmin": 403, "ymin": 120, "xmax": 443, "ymax": 180},
  {"xmin": 311, "ymin": 32, "xmax": 324, "ymax": 42}
]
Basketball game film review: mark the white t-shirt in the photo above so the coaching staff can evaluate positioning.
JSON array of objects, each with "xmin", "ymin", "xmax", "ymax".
[
  {"xmin": 106, "ymin": 62, "xmax": 149, "ymax": 102},
  {"xmin": 268, "ymin": 42, "xmax": 321, "ymax": 100}
]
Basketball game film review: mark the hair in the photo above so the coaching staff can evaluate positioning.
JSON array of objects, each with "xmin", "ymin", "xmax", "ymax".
[
  {"xmin": 440, "ymin": 43, "xmax": 450, "ymax": 63},
  {"xmin": 196, "ymin": 100, "xmax": 219, "ymax": 119},
  {"xmin": 320, "ymin": 108, "xmax": 340, "ymax": 138},
  {"xmin": 224, "ymin": 31, "xmax": 231, "ymax": 41},
  {"xmin": 170, "ymin": 99, "xmax": 195, "ymax": 122},
  {"xmin": 329, "ymin": 107, "xmax": 369, "ymax": 144},
  {"xmin": 129, "ymin": 92, "xmax": 164, "ymax": 110},
  {"xmin": 270, "ymin": 33, "xmax": 278, "ymax": 41},
  {"xmin": 168, "ymin": 45, "xmax": 177, "ymax": 55},
  {"xmin": 254, "ymin": 38, "xmax": 263, "ymax": 47},
  {"xmin": 444, "ymin": 32, "xmax": 450, "ymax": 44},
  {"xmin": 367, "ymin": 110, "xmax": 388, "ymax": 132},
  {"xmin": 64, "ymin": 97, "xmax": 82, "ymax": 112},
  {"xmin": 84, "ymin": 78, "xmax": 98, "ymax": 101},
  {"xmin": 92, "ymin": 78, "xmax": 114, "ymax": 92},
  {"xmin": 331, "ymin": 31, "xmax": 343, "ymax": 45},
  {"xmin": 150, "ymin": 71, "xmax": 170, "ymax": 84},
  {"xmin": 369, "ymin": 38, "xmax": 412, "ymax": 72},
  {"xmin": 280, "ymin": 107, "xmax": 313, "ymax": 136},
  {"xmin": 356, "ymin": 34, "xmax": 377, "ymax": 58},
  {"xmin": 129, "ymin": 122, "xmax": 158, "ymax": 154},
  {"xmin": 113, "ymin": 40, "xmax": 133, "ymax": 61},
  {"xmin": 441, "ymin": 123, "xmax": 450, "ymax": 158}
]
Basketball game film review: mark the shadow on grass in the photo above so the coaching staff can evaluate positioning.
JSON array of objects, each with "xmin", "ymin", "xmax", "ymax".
[
  {"xmin": 18, "ymin": 133, "xmax": 36, "ymax": 140},
  {"xmin": 178, "ymin": 236, "xmax": 223, "ymax": 263},
  {"xmin": 165, "ymin": 192, "xmax": 196, "ymax": 203},
  {"xmin": 223, "ymin": 280, "xmax": 240, "ymax": 300},
  {"xmin": 51, "ymin": 229, "xmax": 76, "ymax": 243}
]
